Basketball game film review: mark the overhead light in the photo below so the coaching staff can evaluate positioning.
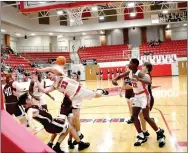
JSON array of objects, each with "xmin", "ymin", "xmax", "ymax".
[
  {"xmin": 57, "ymin": 10, "xmax": 63, "ymax": 15},
  {"xmin": 162, "ymin": 10, "xmax": 168, "ymax": 14},
  {"xmin": 70, "ymin": 19, "xmax": 74, "ymax": 23},
  {"xmin": 1, "ymin": 29, "xmax": 6, "ymax": 32},
  {"xmin": 82, "ymin": 33, "xmax": 86, "ymax": 35},
  {"xmin": 183, "ymin": 23, "xmax": 187, "ymax": 26},
  {"xmin": 100, "ymin": 31, "xmax": 104, "ymax": 34},
  {"xmin": 166, "ymin": 24, "xmax": 170, "ymax": 28},
  {"xmin": 130, "ymin": 12, "xmax": 136, "ymax": 17},
  {"xmin": 15, "ymin": 33, "xmax": 21, "ymax": 36},
  {"xmin": 91, "ymin": 6, "xmax": 98, "ymax": 11},
  {"xmin": 31, "ymin": 33, "xmax": 36, "ymax": 36},
  {"xmin": 128, "ymin": 2, "xmax": 135, "ymax": 8},
  {"xmin": 99, "ymin": 16, "xmax": 104, "ymax": 20},
  {"xmin": 49, "ymin": 33, "xmax": 53, "ymax": 35}
]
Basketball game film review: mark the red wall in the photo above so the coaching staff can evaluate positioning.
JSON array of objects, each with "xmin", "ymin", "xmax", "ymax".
[{"xmin": 99, "ymin": 64, "xmax": 172, "ymax": 80}]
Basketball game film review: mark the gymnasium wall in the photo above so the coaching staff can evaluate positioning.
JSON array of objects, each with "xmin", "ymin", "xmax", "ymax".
[
  {"xmin": 128, "ymin": 27, "xmax": 142, "ymax": 47},
  {"xmin": 10, "ymin": 36, "xmax": 18, "ymax": 52},
  {"xmin": 1, "ymin": 34, "xmax": 5, "ymax": 45},
  {"xmin": 106, "ymin": 29, "xmax": 124, "ymax": 45},
  {"xmin": 146, "ymin": 26, "xmax": 160, "ymax": 41},
  {"xmin": 17, "ymin": 36, "xmax": 51, "ymax": 47},
  {"xmin": 171, "ymin": 26, "xmax": 187, "ymax": 40}
]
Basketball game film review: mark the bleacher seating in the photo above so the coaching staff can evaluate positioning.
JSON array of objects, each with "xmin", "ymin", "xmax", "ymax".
[
  {"xmin": 2, "ymin": 54, "xmax": 35, "ymax": 72},
  {"xmin": 78, "ymin": 44, "xmax": 131, "ymax": 63},
  {"xmin": 20, "ymin": 52, "xmax": 71, "ymax": 63},
  {"xmin": 140, "ymin": 40, "xmax": 187, "ymax": 57}
]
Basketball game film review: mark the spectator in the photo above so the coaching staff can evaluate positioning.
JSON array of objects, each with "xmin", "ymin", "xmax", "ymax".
[{"xmin": 77, "ymin": 70, "xmax": 81, "ymax": 81}]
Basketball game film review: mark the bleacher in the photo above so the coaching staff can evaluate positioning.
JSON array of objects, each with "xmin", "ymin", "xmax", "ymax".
[
  {"xmin": 20, "ymin": 52, "xmax": 71, "ymax": 63},
  {"xmin": 78, "ymin": 44, "xmax": 131, "ymax": 63},
  {"xmin": 139, "ymin": 40, "xmax": 187, "ymax": 57},
  {"xmin": 2, "ymin": 54, "xmax": 35, "ymax": 72}
]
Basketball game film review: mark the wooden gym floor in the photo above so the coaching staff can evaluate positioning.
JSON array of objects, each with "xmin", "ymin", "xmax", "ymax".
[{"xmin": 33, "ymin": 76, "xmax": 187, "ymax": 152}]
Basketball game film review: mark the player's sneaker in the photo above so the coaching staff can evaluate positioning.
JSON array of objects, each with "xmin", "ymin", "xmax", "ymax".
[
  {"xmin": 126, "ymin": 118, "xmax": 133, "ymax": 124},
  {"xmin": 73, "ymin": 133, "xmax": 84, "ymax": 145},
  {"xmin": 78, "ymin": 141, "xmax": 90, "ymax": 151},
  {"xmin": 96, "ymin": 89, "xmax": 109, "ymax": 95},
  {"xmin": 53, "ymin": 145, "xmax": 64, "ymax": 153},
  {"xmin": 143, "ymin": 131, "xmax": 150, "ymax": 137},
  {"xmin": 68, "ymin": 139, "xmax": 74, "ymax": 149},
  {"xmin": 134, "ymin": 135, "xmax": 147, "ymax": 146},
  {"xmin": 47, "ymin": 142, "xmax": 53, "ymax": 148},
  {"xmin": 156, "ymin": 129, "xmax": 166, "ymax": 148}
]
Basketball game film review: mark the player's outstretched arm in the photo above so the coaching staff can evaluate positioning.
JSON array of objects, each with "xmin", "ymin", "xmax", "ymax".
[
  {"xmin": 112, "ymin": 71, "xmax": 130, "ymax": 86},
  {"xmin": 137, "ymin": 72, "xmax": 151, "ymax": 84},
  {"xmin": 44, "ymin": 81, "xmax": 55, "ymax": 100},
  {"xmin": 29, "ymin": 81, "xmax": 40, "ymax": 101},
  {"xmin": 36, "ymin": 67, "xmax": 62, "ymax": 76}
]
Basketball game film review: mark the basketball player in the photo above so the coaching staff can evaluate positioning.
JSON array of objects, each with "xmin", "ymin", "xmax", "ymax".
[
  {"xmin": 33, "ymin": 70, "xmax": 108, "ymax": 143},
  {"xmin": 29, "ymin": 72, "xmax": 55, "ymax": 111},
  {"xmin": 18, "ymin": 92, "xmax": 90, "ymax": 153},
  {"xmin": 71, "ymin": 72, "xmax": 79, "ymax": 82},
  {"xmin": 116, "ymin": 68, "xmax": 119, "ymax": 77},
  {"xmin": 112, "ymin": 58, "xmax": 165, "ymax": 147},
  {"xmin": 111, "ymin": 70, "xmax": 114, "ymax": 79},
  {"xmin": 36, "ymin": 67, "xmax": 85, "ymax": 144},
  {"xmin": 3, "ymin": 73, "xmax": 26, "ymax": 121},
  {"xmin": 107, "ymin": 69, "xmax": 110, "ymax": 80},
  {"xmin": 96, "ymin": 71, "xmax": 99, "ymax": 81},
  {"xmin": 100, "ymin": 69, "xmax": 103, "ymax": 80},
  {"xmin": 119, "ymin": 67, "xmax": 134, "ymax": 124}
]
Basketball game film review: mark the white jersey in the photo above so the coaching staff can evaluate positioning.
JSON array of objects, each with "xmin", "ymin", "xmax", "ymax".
[
  {"xmin": 33, "ymin": 80, "xmax": 45, "ymax": 97},
  {"xmin": 52, "ymin": 76, "xmax": 80, "ymax": 99},
  {"xmin": 129, "ymin": 70, "xmax": 150, "ymax": 95}
]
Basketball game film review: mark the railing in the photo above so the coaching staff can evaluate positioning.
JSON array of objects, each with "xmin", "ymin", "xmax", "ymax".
[{"xmin": 17, "ymin": 46, "xmax": 69, "ymax": 53}]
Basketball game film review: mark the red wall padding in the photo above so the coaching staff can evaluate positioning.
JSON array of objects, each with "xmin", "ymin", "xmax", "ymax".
[
  {"xmin": 124, "ymin": 6, "xmax": 144, "ymax": 20},
  {"xmin": 99, "ymin": 64, "xmax": 172, "ymax": 80},
  {"xmin": 1, "ymin": 110, "xmax": 54, "ymax": 152}
]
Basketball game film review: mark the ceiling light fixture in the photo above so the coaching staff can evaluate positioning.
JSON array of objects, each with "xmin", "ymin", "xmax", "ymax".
[
  {"xmin": 15, "ymin": 33, "xmax": 21, "ymax": 36},
  {"xmin": 49, "ymin": 33, "xmax": 53, "ymax": 35},
  {"xmin": 1, "ymin": 29, "xmax": 6, "ymax": 32},
  {"xmin": 91, "ymin": 6, "xmax": 98, "ymax": 11},
  {"xmin": 183, "ymin": 23, "xmax": 187, "ymax": 26},
  {"xmin": 99, "ymin": 16, "xmax": 105, "ymax": 20},
  {"xmin": 162, "ymin": 10, "xmax": 168, "ymax": 14},
  {"xmin": 127, "ymin": 2, "xmax": 135, "ymax": 8},
  {"xmin": 82, "ymin": 33, "xmax": 86, "ymax": 35},
  {"xmin": 57, "ymin": 10, "xmax": 63, "ymax": 15},
  {"xmin": 31, "ymin": 33, "xmax": 36, "ymax": 36},
  {"xmin": 38, "ymin": 2, "xmax": 46, "ymax": 4},
  {"xmin": 130, "ymin": 12, "xmax": 136, "ymax": 17}
]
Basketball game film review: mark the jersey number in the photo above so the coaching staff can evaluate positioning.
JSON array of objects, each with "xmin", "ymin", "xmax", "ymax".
[
  {"xmin": 132, "ymin": 82, "xmax": 138, "ymax": 88},
  {"xmin": 4, "ymin": 87, "xmax": 12, "ymax": 96},
  {"xmin": 60, "ymin": 81, "xmax": 68, "ymax": 90}
]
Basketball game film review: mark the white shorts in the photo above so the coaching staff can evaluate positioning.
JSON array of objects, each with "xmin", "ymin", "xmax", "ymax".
[
  {"xmin": 71, "ymin": 87, "xmax": 96, "ymax": 108},
  {"xmin": 130, "ymin": 94, "xmax": 149, "ymax": 109}
]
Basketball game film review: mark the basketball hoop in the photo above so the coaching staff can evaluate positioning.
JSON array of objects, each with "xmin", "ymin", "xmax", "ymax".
[{"xmin": 66, "ymin": 7, "xmax": 85, "ymax": 26}]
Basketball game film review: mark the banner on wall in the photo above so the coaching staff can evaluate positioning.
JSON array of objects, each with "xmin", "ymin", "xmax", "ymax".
[
  {"xmin": 83, "ymin": 59, "xmax": 97, "ymax": 65},
  {"xmin": 137, "ymin": 54, "xmax": 177, "ymax": 65}
]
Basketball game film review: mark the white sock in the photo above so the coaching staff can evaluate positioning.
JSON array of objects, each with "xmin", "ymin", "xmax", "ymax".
[
  {"xmin": 96, "ymin": 89, "xmax": 103, "ymax": 95},
  {"xmin": 143, "ymin": 130, "xmax": 147, "ymax": 133},
  {"xmin": 138, "ymin": 132, "xmax": 144, "ymax": 138},
  {"xmin": 156, "ymin": 128, "xmax": 160, "ymax": 133},
  {"xmin": 77, "ymin": 131, "xmax": 81, "ymax": 136}
]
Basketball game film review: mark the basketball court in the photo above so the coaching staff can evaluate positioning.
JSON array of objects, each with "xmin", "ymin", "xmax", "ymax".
[
  {"xmin": 1, "ymin": 1, "xmax": 187, "ymax": 153},
  {"xmin": 32, "ymin": 76, "xmax": 187, "ymax": 152}
]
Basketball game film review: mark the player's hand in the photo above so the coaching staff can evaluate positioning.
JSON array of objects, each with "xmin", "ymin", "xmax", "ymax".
[
  {"xmin": 133, "ymin": 75, "xmax": 139, "ymax": 80},
  {"xmin": 112, "ymin": 79, "xmax": 118, "ymax": 86},
  {"xmin": 36, "ymin": 68, "xmax": 41, "ymax": 72}
]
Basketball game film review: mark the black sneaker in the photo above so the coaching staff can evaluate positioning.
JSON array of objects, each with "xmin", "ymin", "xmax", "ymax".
[
  {"xmin": 143, "ymin": 131, "xmax": 150, "ymax": 137},
  {"xmin": 47, "ymin": 142, "xmax": 53, "ymax": 148},
  {"xmin": 126, "ymin": 118, "xmax": 133, "ymax": 124},
  {"xmin": 73, "ymin": 133, "xmax": 84, "ymax": 145},
  {"xmin": 53, "ymin": 145, "xmax": 64, "ymax": 153},
  {"xmin": 78, "ymin": 141, "xmax": 90, "ymax": 151},
  {"xmin": 134, "ymin": 135, "xmax": 147, "ymax": 146},
  {"xmin": 96, "ymin": 89, "xmax": 109, "ymax": 95},
  {"xmin": 157, "ymin": 129, "xmax": 166, "ymax": 148},
  {"xmin": 68, "ymin": 139, "xmax": 74, "ymax": 149}
]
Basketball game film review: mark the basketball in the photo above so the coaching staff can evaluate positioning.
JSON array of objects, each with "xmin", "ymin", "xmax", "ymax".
[{"xmin": 56, "ymin": 56, "xmax": 66, "ymax": 66}]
